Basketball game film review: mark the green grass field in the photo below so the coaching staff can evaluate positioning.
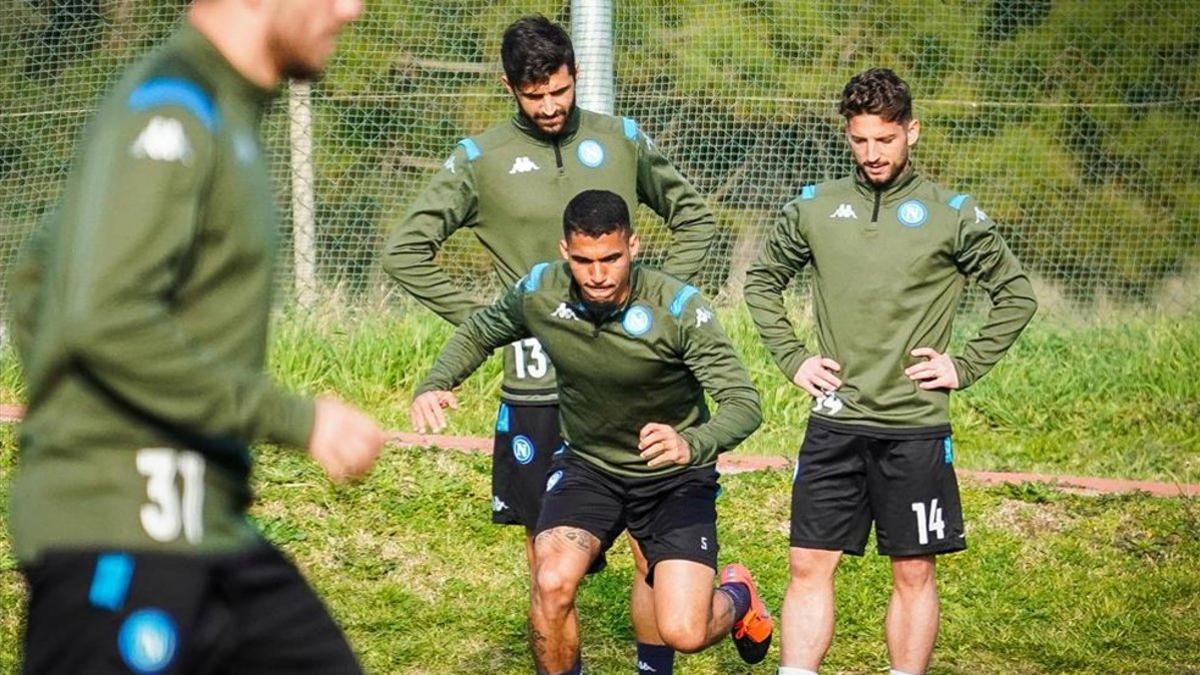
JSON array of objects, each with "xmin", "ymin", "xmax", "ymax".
[{"xmin": 1, "ymin": 306, "xmax": 1198, "ymax": 671}]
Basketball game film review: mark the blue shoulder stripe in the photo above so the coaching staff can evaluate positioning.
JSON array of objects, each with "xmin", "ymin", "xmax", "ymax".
[
  {"xmin": 669, "ymin": 285, "xmax": 700, "ymax": 318},
  {"xmin": 128, "ymin": 78, "xmax": 218, "ymax": 131},
  {"xmin": 800, "ymin": 185, "xmax": 817, "ymax": 200},
  {"xmin": 89, "ymin": 552, "xmax": 134, "ymax": 612},
  {"xmin": 948, "ymin": 194, "xmax": 970, "ymax": 210},
  {"xmin": 622, "ymin": 117, "xmax": 639, "ymax": 141},
  {"xmin": 523, "ymin": 262, "xmax": 550, "ymax": 293},
  {"xmin": 457, "ymin": 138, "xmax": 482, "ymax": 161}
]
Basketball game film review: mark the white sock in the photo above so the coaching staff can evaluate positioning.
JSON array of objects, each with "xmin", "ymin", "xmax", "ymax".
[{"xmin": 779, "ymin": 668, "xmax": 819, "ymax": 675}]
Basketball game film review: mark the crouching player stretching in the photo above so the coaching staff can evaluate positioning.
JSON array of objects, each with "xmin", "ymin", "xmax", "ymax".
[{"xmin": 412, "ymin": 190, "xmax": 774, "ymax": 673}]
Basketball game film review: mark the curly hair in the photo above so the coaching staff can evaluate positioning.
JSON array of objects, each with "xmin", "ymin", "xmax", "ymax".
[{"xmin": 838, "ymin": 68, "xmax": 912, "ymax": 123}]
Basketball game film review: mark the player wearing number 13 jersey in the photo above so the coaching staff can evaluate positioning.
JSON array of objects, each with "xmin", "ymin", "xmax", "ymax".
[
  {"xmin": 382, "ymin": 16, "xmax": 714, "ymax": 673},
  {"xmin": 6, "ymin": 3, "xmax": 383, "ymax": 673}
]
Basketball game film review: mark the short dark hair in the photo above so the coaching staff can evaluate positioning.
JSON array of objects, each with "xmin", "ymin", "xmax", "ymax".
[
  {"xmin": 563, "ymin": 190, "xmax": 631, "ymax": 239},
  {"xmin": 838, "ymin": 68, "xmax": 913, "ymax": 123},
  {"xmin": 501, "ymin": 15, "xmax": 576, "ymax": 88}
]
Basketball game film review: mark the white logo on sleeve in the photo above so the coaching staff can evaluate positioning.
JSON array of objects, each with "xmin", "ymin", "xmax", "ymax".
[
  {"xmin": 509, "ymin": 156, "xmax": 540, "ymax": 174},
  {"xmin": 974, "ymin": 206, "xmax": 989, "ymax": 223},
  {"xmin": 829, "ymin": 203, "xmax": 858, "ymax": 219},
  {"xmin": 130, "ymin": 117, "xmax": 191, "ymax": 164},
  {"xmin": 551, "ymin": 302, "xmax": 579, "ymax": 321},
  {"xmin": 443, "ymin": 154, "xmax": 457, "ymax": 174},
  {"xmin": 695, "ymin": 307, "xmax": 712, "ymax": 327}
]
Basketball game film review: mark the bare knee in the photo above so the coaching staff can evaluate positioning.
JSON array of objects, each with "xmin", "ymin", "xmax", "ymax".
[
  {"xmin": 788, "ymin": 548, "xmax": 841, "ymax": 588},
  {"xmin": 656, "ymin": 616, "xmax": 708, "ymax": 654},
  {"xmin": 891, "ymin": 556, "xmax": 936, "ymax": 593},
  {"xmin": 533, "ymin": 564, "xmax": 580, "ymax": 616}
]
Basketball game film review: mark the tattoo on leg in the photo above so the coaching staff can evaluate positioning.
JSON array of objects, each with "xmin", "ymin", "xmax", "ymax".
[
  {"xmin": 557, "ymin": 527, "xmax": 597, "ymax": 553},
  {"xmin": 528, "ymin": 623, "xmax": 548, "ymax": 657}
]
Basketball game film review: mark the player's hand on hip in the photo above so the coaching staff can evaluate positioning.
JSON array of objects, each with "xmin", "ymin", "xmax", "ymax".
[
  {"xmin": 638, "ymin": 422, "xmax": 692, "ymax": 468},
  {"xmin": 309, "ymin": 396, "xmax": 385, "ymax": 483},
  {"xmin": 409, "ymin": 390, "xmax": 459, "ymax": 434},
  {"xmin": 793, "ymin": 355, "xmax": 843, "ymax": 398},
  {"xmin": 905, "ymin": 347, "xmax": 961, "ymax": 390}
]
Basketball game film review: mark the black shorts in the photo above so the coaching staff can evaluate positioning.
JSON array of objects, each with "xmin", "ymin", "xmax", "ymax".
[
  {"xmin": 536, "ymin": 453, "xmax": 720, "ymax": 585},
  {"xmin": 492, "ymin": 402, "xmax": 563, "ymax": 528},
  {"xmin": 790, "ymin": 420, "xmax": 967, "ymax": 557},
  {"xmin": 21, "ymin": 543, "xmax": 360, "ymax": 674}
]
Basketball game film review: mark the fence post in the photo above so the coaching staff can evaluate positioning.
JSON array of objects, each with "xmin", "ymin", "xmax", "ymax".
[
  {"xmin": 289, "ymin": 79, "xmax": 318, "ymax": 310},
  {"xmin": 571, "ymin": 0, "xmax": 615, "ymax": 114}
]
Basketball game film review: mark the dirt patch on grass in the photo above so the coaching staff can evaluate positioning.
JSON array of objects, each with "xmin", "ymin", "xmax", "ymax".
[{"xmin": 980, "ymin": 498, "xmax": 1077, "ymax": 538}]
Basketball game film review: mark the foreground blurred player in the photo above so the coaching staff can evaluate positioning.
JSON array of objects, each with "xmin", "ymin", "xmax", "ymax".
[
  {"xmin": 411, "ymin": 190, "xmax": 771, "ymax": 673},
  {"xmin": 384, "ymin": 15, "xmax": 716, "ymax": 673},
  {"xmin": 6, "ymin": 1, "xmax": 383, "ymax": 672},
  {"xmin": 745, "ymin": 68, "xmax": 1037, "ymax": 675}
]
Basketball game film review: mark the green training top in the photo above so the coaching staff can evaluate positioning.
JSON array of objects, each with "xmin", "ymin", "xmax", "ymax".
[
  {"xmin": 416, "ymin": 263, "xmax": 762, "ymax": 478},
  {"xmin": 384, "ymin": 107, "xmax": 716, "ymax": 405},
  {"xmin": 6, "ymin": 24, "xmax": 313, "ymax": 563},
  {"xmin": 744, "ymin": 165, "xmax": 1037, "ymax": 436}
]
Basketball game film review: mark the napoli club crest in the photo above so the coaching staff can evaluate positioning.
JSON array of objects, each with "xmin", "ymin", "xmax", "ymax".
[
  {"xmin": 897, "ymin": 200, "xmax": 928, "ymax": 228},
  {"xmin": 622, "ymin": 305, "xmax": 653, "ymax": 337}
]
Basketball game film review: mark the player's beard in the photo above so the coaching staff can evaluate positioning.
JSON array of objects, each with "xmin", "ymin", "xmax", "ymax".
[
  {"xmin": 517, "ymin": 98, "xmax": 574, "ymax": 138},
  {"xmin": 268, "ymin": 28, "xmax": 327, "ymax": 83},
  {"xmin": 861, "ymin": 158, "xmax": 908, "ymax": 189}
]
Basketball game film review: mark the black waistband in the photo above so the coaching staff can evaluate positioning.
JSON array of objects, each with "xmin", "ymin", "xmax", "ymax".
[{"xmin": 808, "ymin": 415, "xmax": 951, "ymax": 440}]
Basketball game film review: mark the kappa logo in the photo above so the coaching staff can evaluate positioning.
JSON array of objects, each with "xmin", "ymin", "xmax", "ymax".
[
  {"xmin": 491, "ymin": 495, "xmax": 509, "ymax": 512},
  {"xmin": 829, "ymin": 203, "xmax": 858, "ymax": 219},
  {"xmin": 638, "ymin": 660, "xmax": 659, "ymax": 672},
  {"xmin": 974, "ymin": 206, "xmax": 989, "ymax": 223},
  {"xmin": 130, "ymin": 116, "xmax": 191, "ymax": 163},
  {"xmin": 551, "ymin": 302, "xmax": 580, "ymax": 321},
  {"xmin": 812, "ymin": 391, "xmax": 844, "ymax": 415},
  {"xmin": 443, "ymin": 154, "xmax": 456, "ymax": 174},
  {"xmin": 509, "ymin": 156, "xmax": 540, "ymax": 174},
  {"xmin": 695, "ymin": 307, "xmax": 712, "ymax": 327},
  {"xmin": 546, "ymin": 470, "xmax": 564, "ymax": 492}
]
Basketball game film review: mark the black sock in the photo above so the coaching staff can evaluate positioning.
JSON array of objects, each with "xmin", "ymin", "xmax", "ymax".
[
  {"xmin": 636, "ymin": 642, "xmax": 675, "ymax": 673},
  {"xmin": 559, "ymin": 658, "xmax": 582, "ymax": 675},
  {"xmin": 717, "ymin": 581, "xmax": 751, "ymax": 623}
]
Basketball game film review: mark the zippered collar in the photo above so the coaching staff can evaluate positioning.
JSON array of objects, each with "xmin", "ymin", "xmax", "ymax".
[
  {"xmin": 852, "ymin": 161, "xmax": 922, "ymax": 205},
  {"xmin": 511, "ymin": 105, "xmax": 583, "ymax": 146}
]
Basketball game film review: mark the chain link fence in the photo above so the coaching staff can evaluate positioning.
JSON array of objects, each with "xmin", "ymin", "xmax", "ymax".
[{"xmin": 2, "ymin": 0, "xmax": 1197, "ymax": 315}]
